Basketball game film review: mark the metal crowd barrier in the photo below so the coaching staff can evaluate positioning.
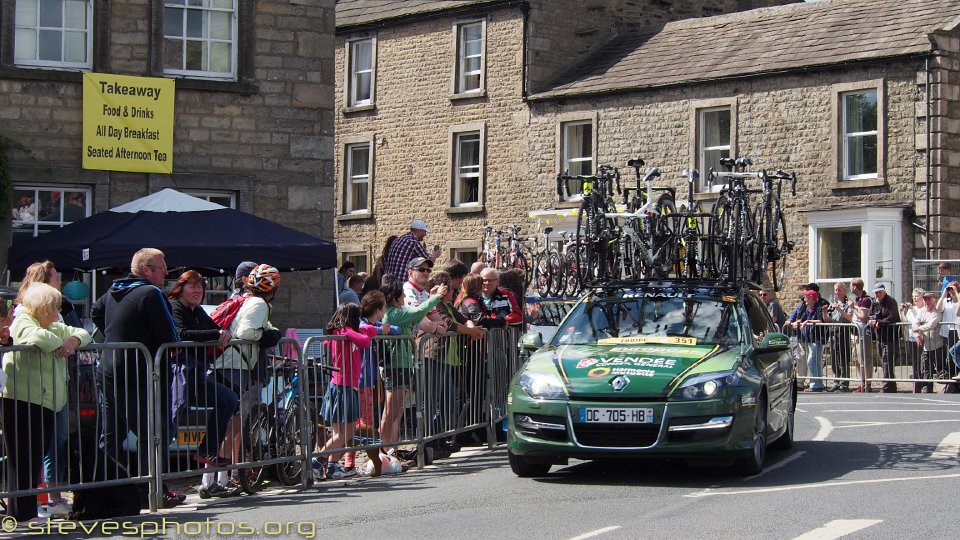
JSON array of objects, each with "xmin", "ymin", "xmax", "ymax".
[
  {"xmin": 153, "ymin": 337, "xmax": 311, "ymax": 506},
  {"xmin": 3, "ymin": 329, "xmax": 528, "ymax": 516},
  {"xmin": 794, "ymin": 320, "xmax": 960, "ymax": 392},
  {"xmin": 0, "ymin": 342, "xmax": 157, "ymax": 512},
  {"xmin": 300, "ymin": 327, "xmax": 526, "ymax": 474}
]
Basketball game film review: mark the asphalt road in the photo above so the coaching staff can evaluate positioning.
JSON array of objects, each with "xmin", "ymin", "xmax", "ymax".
[{"xmin": 8, "ymin": 393, "xmax": 960, "ymax": 539}]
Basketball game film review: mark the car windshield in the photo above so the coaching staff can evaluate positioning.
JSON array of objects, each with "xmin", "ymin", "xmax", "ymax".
[{"xmin": 551, "ymin": 290, "xmax": 742, "ymax": 347}]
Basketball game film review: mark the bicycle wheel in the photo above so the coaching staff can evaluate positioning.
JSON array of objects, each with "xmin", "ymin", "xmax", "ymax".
[
  {"xmin": 533, "ymin": 252, "xmax": 551, "ymax": 297},
  {"xmin": 275, "ymin": 398, "xmax": 317, "ymax": 486},
  {"xmin": 650, "ymin": 194, "xmax": 678, "ymax": 278},
  {"xmin": 771, "ymin": 209, "xmax": 790, "ymax": 291},
  {"xmin": 707, "ymin": 195, "xmax": 733, "ymax": 280},
  {"xmin": 238, "ymin": 404, "xmax": 271, "ymax": 494},
  {"xmin": 563, "ymin": 251, "xmax": 580, "ymax": 297},
  {"xmin": 576, "ymin": 205, "xmax": 598, "ymax": 287},
  {"xmin": 511, "ymin": 249, "xmax": 530, "ymax": 287},
  {"xmin": 739, "ymin": 203, "xmax": 758, "ymax": 283},
  {"xmin": 547, "ymin": 251, "xmax": 565, "ymax": 298}
]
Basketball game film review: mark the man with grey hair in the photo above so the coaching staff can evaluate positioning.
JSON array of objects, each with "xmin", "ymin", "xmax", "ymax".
[{"xmin": 92, "ymin": 247, "xmax": 185, "ymax": 508}]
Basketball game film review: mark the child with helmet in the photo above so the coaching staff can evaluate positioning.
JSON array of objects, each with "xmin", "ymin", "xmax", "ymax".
[{"xmin": 208, "ymin": 264, "xmax": 283, "ymax": 495}]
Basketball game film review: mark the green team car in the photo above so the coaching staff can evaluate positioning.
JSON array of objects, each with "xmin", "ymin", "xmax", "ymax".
[{"xmin": 508, "ymin": 280, "xmax": 796, "ymax": 476}]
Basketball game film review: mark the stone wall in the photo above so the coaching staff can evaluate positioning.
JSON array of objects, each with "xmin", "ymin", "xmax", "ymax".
[
  {"xmin": 0, "ymin": 0, "xmax": 336, "ymax": 329},
  {"xmin": 334, "ymin": 6, "xmax": 532, "ymax": 268},
  {"xmin": 928, "ymin": 29, "xmax": 960, "ymax": 260},
  {"xmin": 526, "ymin": 60, "xmax": 926, "ymax": 294},
  {"xmin": 333, "ymin": 0, "xmax": 801, "ymax": 271}
]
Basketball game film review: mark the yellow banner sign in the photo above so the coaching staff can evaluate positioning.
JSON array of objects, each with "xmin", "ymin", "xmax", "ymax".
[{"xmin": 82, "ymin": 73, "xmax": 175, "ymax": 174}]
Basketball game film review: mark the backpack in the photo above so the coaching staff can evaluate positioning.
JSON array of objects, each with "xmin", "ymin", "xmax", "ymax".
[{"xmin": 210, "ymin": 294, "xmax": 249, "ymax": 330}]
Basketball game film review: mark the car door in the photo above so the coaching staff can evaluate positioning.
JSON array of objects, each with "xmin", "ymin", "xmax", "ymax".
[{"xmin": 743, "ymin": 293, "xmax": 789, "ymax": 431}]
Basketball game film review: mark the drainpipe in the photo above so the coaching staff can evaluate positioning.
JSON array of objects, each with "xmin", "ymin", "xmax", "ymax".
[
  {"xmin": 925, "ymin": 55, "xmax": 932, "ymax": 259},
  {"xmin": 520, "ymin": 2, "xmax": 529, "ymax": 101}
]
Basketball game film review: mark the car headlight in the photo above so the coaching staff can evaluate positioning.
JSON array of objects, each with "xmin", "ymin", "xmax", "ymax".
[
  {"xmin": 670, "ymin": 370, "xmax": 740, "ymax": 401},
  {"xmin": 518, "ymin": 371, "xmax": 567, "ymax": 400}
]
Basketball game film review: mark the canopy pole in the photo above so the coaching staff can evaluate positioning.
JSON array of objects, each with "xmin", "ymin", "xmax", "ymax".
[{"xmin": 333, "ymin": 267, "xmax": 340, "ymax": 307}]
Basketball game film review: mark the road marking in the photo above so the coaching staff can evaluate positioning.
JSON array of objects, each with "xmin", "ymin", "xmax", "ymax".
[
  {"xmin": 743, "ymin": 451, "xmax": 807, "ymax": 481},
  {"xmin": 792, "ymin": 519, "xmax": 882, "ymax": 540},
  {"xmin": 813, "ymin": 416, "xmax": 833, "ymax": 441},
  {"xmin": 796, "ymin": 407, "xmax": 809, "ymax": 413},
  {"xmin": 801, "ymin": 399, "xmax": 960, "ymax": 406},
  {"xmin": 821, "ymin": 409, "xmax": 960, "ymax": 413},
  {"xmin": 835, "ymin": 419, "xmax": 960, "ymax": 429},
  {"xmin": 568, "ymin": 526, "xmax": 622, "ymax": 540},
  {"xmin": 931, "ymin": 431, "xmax": 960, "ymax": 460},
  {"xmin": 684, "ymin": 472, "xmax": 960, "ymax": 498}
]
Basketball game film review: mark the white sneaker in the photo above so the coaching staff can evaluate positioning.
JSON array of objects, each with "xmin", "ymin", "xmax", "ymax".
[{"xmin": 46, "ymin": 500, "xmax": 72, "ymax": 518}]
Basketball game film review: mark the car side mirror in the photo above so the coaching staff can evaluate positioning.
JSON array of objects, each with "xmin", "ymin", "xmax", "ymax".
[
  {"xmin": 754, "ymin": 332, "xmax": 789, "ymax": 354},
  {"xmin": 520, "ymin": 331, "xmax": 544, "ymax": 352}
]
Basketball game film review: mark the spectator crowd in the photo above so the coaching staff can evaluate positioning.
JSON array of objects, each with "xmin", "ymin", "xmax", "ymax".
[
  {"xmin": 1, "ymin": 218, "xmax": 531, "ymax": 524},
  {"xmin": 759, "ymin": 262, "xmax": 960, "ymax": 394}
]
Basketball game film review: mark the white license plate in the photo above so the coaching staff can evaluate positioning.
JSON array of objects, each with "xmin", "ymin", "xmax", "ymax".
[{"xmin": 579, "ymin": 407, "xmax": 654, "ymax": 424}]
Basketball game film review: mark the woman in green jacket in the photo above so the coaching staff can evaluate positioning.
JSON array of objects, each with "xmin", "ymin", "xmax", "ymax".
[
  {"xmin": 379, "ymin": 279, "xmax": 446, "ymax": 455},
  {"xmin": 1, "ymin": 282, "xmax": 90, "ymax": 521}
]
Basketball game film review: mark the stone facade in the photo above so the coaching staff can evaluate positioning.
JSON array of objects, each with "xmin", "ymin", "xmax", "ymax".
[
  {"xmin": 334, "ymin": 0, "xmax": 960, "ymax": 301},
  {"xmin": 334, "ymin": 0, "xmax": 798, "ymax": 271},
  {"xmin": 527, "ymin": 60, "xmax": 931, "ymax": 297},
  {"xmin": 0, "ymin": 0, "xmax": 336, "ymax": 329},
  {"xmin": 929, "ymin": 29, "xmax": 960, "ymax": 260}
]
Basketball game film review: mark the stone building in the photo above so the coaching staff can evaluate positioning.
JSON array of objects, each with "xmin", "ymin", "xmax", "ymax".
[
  {"xmin": 527, "ymin": 0, "xmax": 960, "ymax": 301},
  {"xmin": 335, "ymin": 0, "xmax": 960, "ymax": 302},
  {"xmin": 0, "ymin": 0, "xmax": 336, "ymax": 328},
  {"xmin": 333, "ymin": 0, "xmax": 798, "ymax": 272}
]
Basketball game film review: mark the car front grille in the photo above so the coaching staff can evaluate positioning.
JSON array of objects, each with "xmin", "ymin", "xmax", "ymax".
[{"xmin": 572, "ymin": 423, "xmax": 660, "ymax": 448}]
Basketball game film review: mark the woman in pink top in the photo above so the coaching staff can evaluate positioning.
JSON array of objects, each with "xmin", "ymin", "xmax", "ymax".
[{"xmin": 317, "ymin": 303, "xmax": 378, "ymax": 480}]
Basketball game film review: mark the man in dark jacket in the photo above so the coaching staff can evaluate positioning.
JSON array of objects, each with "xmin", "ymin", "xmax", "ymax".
[
  {"xmin": 91, "ymin": 247, "xmax": 184, "ymax": 507},
  {"xmin": 869, "ymin": 283, "xmax": 901, "ymax": 393}
]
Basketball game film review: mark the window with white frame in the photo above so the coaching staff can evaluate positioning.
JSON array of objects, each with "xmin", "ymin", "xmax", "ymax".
[
  {"xmin": 454, "ymin": 20, "xmax": 484, "ymax": 95},
  {"xmin": 14, "ymin": 0, "xmax": 92, "ymax": 69},
  {"xmin": 342, "ymin": 252, "xmax": 368, "ymax": 274},
  {"xmin": 698, "ymin": 106, "xmax": 731, "ymax": 191},
  {"xmin": 559, "ymin": 120, "xmax": 594, "ymax": 200},
  {"xmin": 184, "ymin": 190, "xmax": 236, "ymax": 208},
  {"xmin": 841, "ymin": 89, "xmax": 878, "ymax": 180},
  {"xmin": 163, "ymin": 0, "xmax": 236, "ymax": 79},
  {"xmin": 344, "ymin": 142, "xmax": 371, "ymax": 213},
  {"xmin": 807, "ymin": 207, "xmax": 902, "ymax": 301},
  {"xmin": 346, "ymin": 37, "xmax": 375, "ymax": 108},
  {"xmin": 12, "ymin": 186, "xmax": 91, "ymax": 244},
  {"xmin": 452, "ymin": 131, "xmax": 481, "ymax": 206}
]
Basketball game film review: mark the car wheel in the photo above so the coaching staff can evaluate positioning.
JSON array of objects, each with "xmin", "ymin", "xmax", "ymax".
[
  {"xmin": 735, "ymin": 392, "xmax": 767, "ymax": 475},
  {"xmin": 770, "ymin": 386, "xmax": 796, "ymax": 451},
  {"xmin": 508, "ymin": 450, "xmax": 551, "ymax": 477}
]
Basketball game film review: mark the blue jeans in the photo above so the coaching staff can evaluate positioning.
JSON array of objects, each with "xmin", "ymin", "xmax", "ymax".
[
  {"xmin": 43, "ymin": 406, "xmax": 69, "ymax": 484},
  {"xmin": 807, "ymin": 341, "xmax": 824, "ymax": 389},
  {"xmin": 950, "ymin": 340, "xmax": 960, "ymax": 372}
]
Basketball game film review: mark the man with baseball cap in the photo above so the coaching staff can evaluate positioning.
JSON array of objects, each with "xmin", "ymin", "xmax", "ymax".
[
  {"xmin": 384, "ymin": 219, "xmax": 442, "ymax": 279},
  {"xmin": 870, "ymin": 283, "xmax": 901, "ymax": 393}
]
